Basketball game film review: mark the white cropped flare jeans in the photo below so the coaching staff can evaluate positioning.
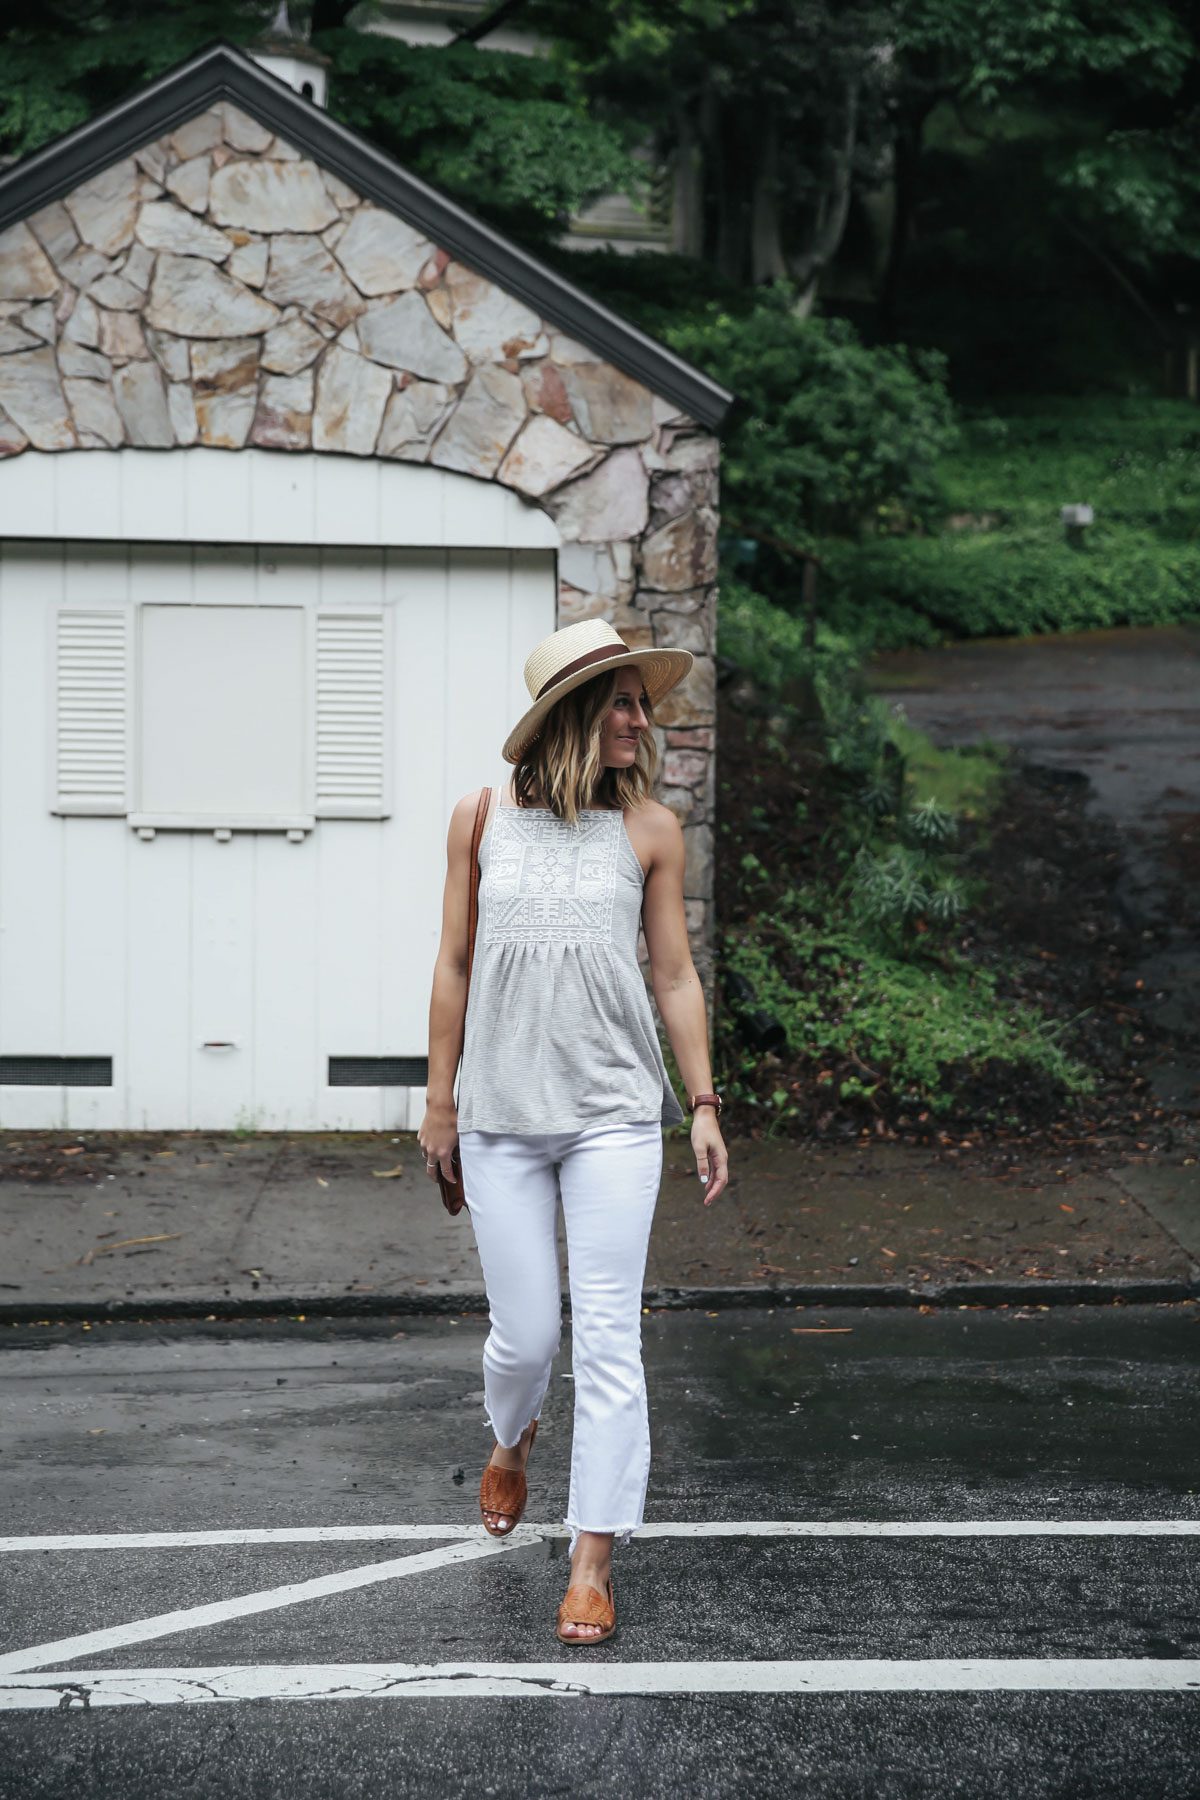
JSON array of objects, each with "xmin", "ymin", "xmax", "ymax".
[{"xmin": 457, "ymin": 1120, "xmax": 662, "ymax": 1556}]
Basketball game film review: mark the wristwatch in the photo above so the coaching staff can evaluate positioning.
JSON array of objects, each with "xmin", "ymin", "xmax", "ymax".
[{"xmin": 689, "ymin": 1092, "xmax": 723, "ymax": 1117}]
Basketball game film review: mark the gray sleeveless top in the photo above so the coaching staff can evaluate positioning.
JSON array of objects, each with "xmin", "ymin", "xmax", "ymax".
[{"xmin": 456, "ymin": 788, "xmax": 685, "ymax": 1135}]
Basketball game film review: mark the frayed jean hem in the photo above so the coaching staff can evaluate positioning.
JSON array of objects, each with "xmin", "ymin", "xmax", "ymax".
[
  {"xmin": 565, "ymin": 1518, "xmax": 637, "ymax": 1559},
  {"xmin": 482, "ymin": 1406, "xmax": 541, "ymax": 1452}
]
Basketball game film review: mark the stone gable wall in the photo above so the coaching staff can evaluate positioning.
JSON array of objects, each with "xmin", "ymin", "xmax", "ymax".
[{"xmin": 0, "ymin": 101, "xmax": 718, "ymax": 974}]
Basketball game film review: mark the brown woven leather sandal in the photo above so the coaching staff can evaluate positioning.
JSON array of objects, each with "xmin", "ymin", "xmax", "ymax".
[
  {"xmin": 556, "ymin": 1575, "xmax": 615, "ymax": 1645},
  {"xmin": 479, "ymin": 1419, "xmax": 537, "ymax": 1537}
]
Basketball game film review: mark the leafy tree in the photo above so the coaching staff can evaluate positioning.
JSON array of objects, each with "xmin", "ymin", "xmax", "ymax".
[
  {"xmin": 0, "ymin": 1, "xmax": 272, "ymax": 158},
  {"xmin": 667, "ymin": 284, "xmax": 957, "ymax": 554},
  {"xmin": 882, "ymin": 0, "xmax": 1197, "ymax": 330},
  {"xmin": 517, "ymin": 0, "xmax": 1200, "ymax": 353},
  {"xmin": 525, "ymin": 0, "xmax": 894, "ymax": 297},
  {"xmin": 0, "ymin": 0, "xmax": 638, "ymax": 241},
  {"xmin": 309, "ymin": 28, "xmax": 640, "ymax": 237}
]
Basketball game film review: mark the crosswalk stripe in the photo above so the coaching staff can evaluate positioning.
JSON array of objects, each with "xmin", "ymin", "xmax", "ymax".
[
  {"xmin": 0, "ymin": 1537, "xmax": 523, "ymax": 1678},
  {"xmin": 3, "ymin": 1519, "xmax": 1198, "ymax": 1553},
  {"xmin": 3, "ymin": 1659, "xmax": 1199, "ymax": 1707}
]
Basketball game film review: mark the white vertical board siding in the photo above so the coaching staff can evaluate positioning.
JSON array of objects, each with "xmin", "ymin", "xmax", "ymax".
[
  {"xmin": 248, "ymin": 549, "xmax": 325, "ymax": 1129},
  {"xmin": 382, "ymin": 550, "xmax": 449, "ymax": 1133},
  {"xmin": 62, "ymin": 818, "xmax": 126, "ymax": 1130},
  {"xmin": 0, "ymin": 546, "xmax": 67, "ymax": 1126},
  {"xmin": 191, "ymin": 834, "xmax": 257, "ymax": 1130},
  {"xmin": 251, "ymin": 831, "xmax": 320, "ymax": 1131},
  {"xmin": 0, "ymin": 540, "xmax": 556, "ymax": 1129},
  {"xmin": 508, "ymin": 551, "xmax": 560, "ymax": 734},
  {"xmin": 126, "ymin": 832, "xmax": 192, "ymax": 1129},
  {"xmin": 316, "ymin": 818, "xmax": 386, "ymax": 1131},
  {"xmin": 445, "ymin": 550, "xmax": 520, "ymax": 806},
  {"xmin": 124, "ymin": 547, "xmax": 195, "ymax": 1127}
]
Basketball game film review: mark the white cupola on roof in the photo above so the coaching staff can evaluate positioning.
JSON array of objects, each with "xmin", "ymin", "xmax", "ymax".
[{"xmin": 249, "ymin": 1, "xmax": 330, "ymax": 107}]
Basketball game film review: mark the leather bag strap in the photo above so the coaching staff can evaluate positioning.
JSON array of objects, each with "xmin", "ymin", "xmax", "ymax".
[{"xmin": 465, "ymin": 786, "xmax": 491, "ymax": 992}]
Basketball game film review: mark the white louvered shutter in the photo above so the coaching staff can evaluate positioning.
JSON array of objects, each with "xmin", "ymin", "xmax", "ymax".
[
  {"xmin": 313, "ymin": 611, "xmax": 389, "ymax": 818},
  {"xmin": 54, "ymin": 609, "xmax": 129, "ymax": 814}
]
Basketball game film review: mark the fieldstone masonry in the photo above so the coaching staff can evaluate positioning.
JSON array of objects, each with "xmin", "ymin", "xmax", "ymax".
[{"xmin": 0, "ymin": 101, "xmax": 719, "ymax": 975}]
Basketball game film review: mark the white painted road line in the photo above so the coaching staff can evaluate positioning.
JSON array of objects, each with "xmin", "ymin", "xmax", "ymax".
[
  {"xmin": 2, "ymin": 1660, "xmax": 1199, "ymax": 1707},
  {"xmin": 0, "ymin": 1537, "xmax": 524, "ymax": 1679},
  {"xmin": 0, "ymin": 1525, "xmax": 523, "ymax": 1553},
  {"xmin": 3, "ymin": 1520, "xmax": 1199, "ymax": 1553},
  {"xmin": 632, "ymin": 1521, "xmax": 1200, "ymax": 1541}
]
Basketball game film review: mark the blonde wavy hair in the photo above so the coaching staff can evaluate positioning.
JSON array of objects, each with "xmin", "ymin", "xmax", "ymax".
[{"xmin": 513, "ymin": 667, "xmax": 658, "ymax": 824}]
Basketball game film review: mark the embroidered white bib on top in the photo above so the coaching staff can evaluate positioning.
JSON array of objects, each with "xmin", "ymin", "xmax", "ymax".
[{"xmin": 456, "ymin": 791, "xmax": 684, "ymax": 1135}]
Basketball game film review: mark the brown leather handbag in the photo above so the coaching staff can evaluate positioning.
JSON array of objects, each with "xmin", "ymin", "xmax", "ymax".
[{"xmin": 437, "ymin": 786, "xmax": 491, "ymax": 1216}]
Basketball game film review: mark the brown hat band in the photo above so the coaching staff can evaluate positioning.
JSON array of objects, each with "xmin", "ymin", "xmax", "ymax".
[{"xmin": 534, "ymin": 642, "xmax": 633, "ymax": 700}]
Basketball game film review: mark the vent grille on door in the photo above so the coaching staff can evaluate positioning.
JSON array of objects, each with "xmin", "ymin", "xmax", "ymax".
[
  {"xmin": 328, "ymin": 1056, "xmax": 428, "ymax": 1087},
  {"xmin": 0, "ymin": 1056, "xmax": 112, "ymax": 1086},
  {"xmin": 314, "ymin": 612, "xmax": 387, "ymax": 817},
  {"xmin": 55, "ymin": 610, "xmax": 127, "ymax": 813}
]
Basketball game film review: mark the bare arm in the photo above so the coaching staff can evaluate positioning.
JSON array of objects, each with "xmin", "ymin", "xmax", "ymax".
[
  {"xmin": 637, "ymin": 805, "xmax": 729, "ymax": 1206},
  {"xmin": 418, "ymin": 788, "xmax": 490, "ymax": 1182}
]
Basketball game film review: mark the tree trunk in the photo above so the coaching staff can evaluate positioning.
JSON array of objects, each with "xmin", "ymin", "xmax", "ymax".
[
  {"xmin": 878, "ymin": 114, "xmax": 924, "ymax": 336},
  {"xmin": 787, "ymin": 77, "xmax": 860, "ymax": 306},
  {"xmin": 712, "ymin": 97, "xmax": 751, "ymax": 285},
  {"xmin": 751, "ymin": 106, "xmax": 788, "ymax": 284},
  {"xmin": 672, "ymin": 102, "xmax": 705, "ymax": 260}
]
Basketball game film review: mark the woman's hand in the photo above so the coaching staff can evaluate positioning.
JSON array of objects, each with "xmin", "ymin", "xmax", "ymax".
[
  {"xmin": 691, "ymin": 1111, "xmax": 728, "ymax": 1206},
  {"xmin": 418, "ymin": 1099, "xmax": 459, "ymax": 1184}
]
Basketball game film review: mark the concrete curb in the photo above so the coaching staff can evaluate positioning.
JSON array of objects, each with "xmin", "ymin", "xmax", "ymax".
[
  {"xmin": 0, "ymin": 1277, "xmax": 1197, "ymax": 1324},
  {"xmin": 643, "ymin": 1279, "xmax": 1200, "ymax": 1310}
]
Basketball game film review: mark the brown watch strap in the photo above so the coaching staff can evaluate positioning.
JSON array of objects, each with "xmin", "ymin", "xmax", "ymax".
[{"xmin": 689, "ymin": 1092, "xmax": 723, "ymax": 1115}]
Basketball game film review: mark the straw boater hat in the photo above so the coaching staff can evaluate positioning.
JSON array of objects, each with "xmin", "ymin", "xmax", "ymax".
[{"xmin": 503, "ymin": 619, "xmax": 693, "ymax": 765}]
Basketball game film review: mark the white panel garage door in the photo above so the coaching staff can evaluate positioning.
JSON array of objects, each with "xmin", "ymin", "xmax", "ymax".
[{"xmin": 0, "ymin": 540, "xmax": 556, "ymax": 1130}]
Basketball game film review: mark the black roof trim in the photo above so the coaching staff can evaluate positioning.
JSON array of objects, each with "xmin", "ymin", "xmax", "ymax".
[{"xmin": 0, "ymin": 41, "xmax": 733, "ymax": 430}]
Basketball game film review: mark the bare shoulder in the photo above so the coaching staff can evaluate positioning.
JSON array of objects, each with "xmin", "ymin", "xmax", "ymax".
[
  {"xmin": 625, "ymin": 798, "xmax": 684, "ymax": 866},
  {"xmin": 635, "ymin": 798, "xmax": 683, "ymax": 839},
  {"xmin": 447, "ymin": 786, "xmax": 492, "ymax": 847},
  {"xmin": 451, "ymin": 787, "xmax": 491, "ymax": 823}
]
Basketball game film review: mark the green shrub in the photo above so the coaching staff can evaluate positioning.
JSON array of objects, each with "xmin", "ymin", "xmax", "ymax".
[
  {"xmin": 717, "ymin": 575, "xmax": 860, "ymax": 697},
  {"xmin": 816, "ymin": 396, "xmax": 1200, "ymax": 647},
  {"xmin": 667, "ymin": 288, "xmax": 958, "ymax": 549},
  {"xmin": 848, "ymin": 800, "xmax": 968, "ymax": 944},
  {"xmin": 941, "ymin": 397, "xmax": 1200, "ymax": 530},
  {"xmin": 722, "ymin": 899, "xmax": 1092, "ymax": 1113},
  {"xmin": 819, "ymin": 529, "xmax": 1200, "ymax": 647}
]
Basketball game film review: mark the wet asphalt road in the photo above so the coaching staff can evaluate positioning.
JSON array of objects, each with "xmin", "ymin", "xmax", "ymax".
[{"xmin": 1, "ymin": 1306, "xmax": 1199, "ymax": 1799}]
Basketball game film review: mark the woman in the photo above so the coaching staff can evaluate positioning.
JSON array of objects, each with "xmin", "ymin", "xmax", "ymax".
[{"xmin": 419, "ymin": 618, "xmax": 728, "ymax": 1646}]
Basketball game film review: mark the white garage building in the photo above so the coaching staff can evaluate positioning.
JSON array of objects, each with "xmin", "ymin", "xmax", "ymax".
[{"xmin": 0, "ymin": 41, "xmax": 729, "ymax": 1130}]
